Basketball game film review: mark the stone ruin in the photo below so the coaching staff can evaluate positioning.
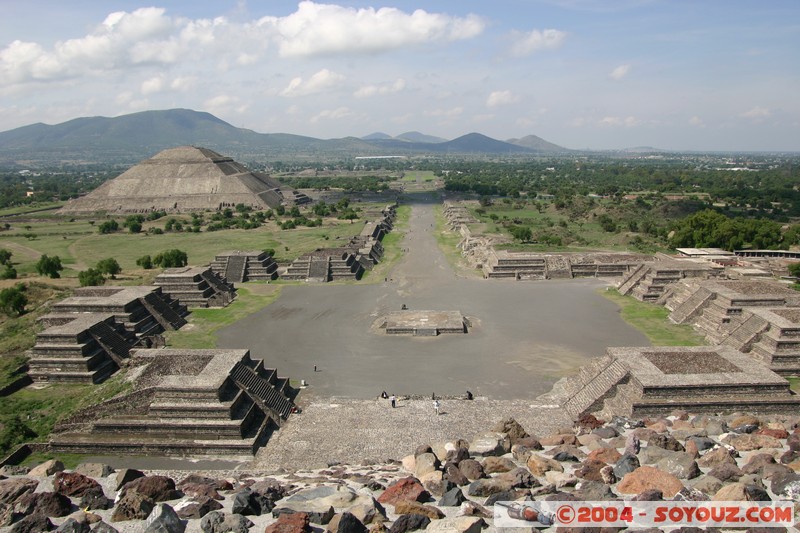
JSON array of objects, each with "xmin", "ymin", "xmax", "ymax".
[
  {"xmin": 59, "ymin": 146, "xmax": 310, "ymax": 214},
  {"xmin": 374, "ymin": 310, "xmax": 470, "ymax": 336},
  {"xmin": 27, "ymin": 287, "xmax": 188, "ymax": 384},
  {"xmin": 663, "ymin": 279, "xmax": 800, "ymax": 376},
  {"xmin": 540, "ymin": 345, "xmax": 800, "ymax": 420},
  {"xmin": 49, "ymin": 349, "xmax": 295, "ymax": 457},
  {"xmin": 210, "ymin": 251, "xmax": 278, "ymax": 283},
  {"xmin": 153, "ymin": 266, "xmax": 236, "ymax": 308},
  {"xmin": 443, "ymin": 200, "xmax": 649, "ymax": 280},
  {"xmin": 617, "ymin": 255, "xmax": 724, "ymax": 302},
  {"xmin": 282, "ymin": 205, "xmax": 395, "ymax": 283}
]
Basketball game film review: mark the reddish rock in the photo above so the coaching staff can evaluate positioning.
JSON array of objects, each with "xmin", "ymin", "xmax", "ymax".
[
  {"xmin": 481, "ymin": 457, "xmax": 515, "ymax": 474},
  {"xmin": 684, "ymin": 440, "xmax": 699, "ymax": 459},
  {"xmin": 178, "ymin": 482, "xmax": 224, "ymax": 501},
  {"xmin": 617, "ymin": 466, "xmax": 684, "ymax": 498},
  {"xmin": 393, "ymin": 501, "xmax": 444, "ymax": 520},
  {"xmin": 13, "ymin": 491, "xmax": 72, "ymax": 518},
  {"xmin": 575, "ymin": 459, "xmax": 608, "ymax": 482},
  {"xmin": 526, "ymin": 454, "xmax": 563, "ymax": 477},
  {"xmin": 53, "ymin": 471, "xmax": 101, "ymax": 498},
  {"xmin": 491, "ymin": 417, "xmax": 530, "ymax": 443},
  {"xmin": 724, "ymin": 434, "xmax": 782, "ymax": 452},
  {"xmin": 111, "ymin": 490, "xmax": 155, "ymax": 522},
  {"xmin": 712, "ymin": 482, "xmax": 747, "ymax": 502},
  {"xmin": 697, "ymin": 447, "xmax": 738, "ymax": 468},
  {"xmin": 177, "ymin": 474, "xmax": 233, "ymax": 492},
  {"xmin": 731, "ymin": 415, "xmax": 760, "ymax": 428},
  {"xmin": 458, "ymin": 460, "xmax": 484, "ymax": 481},
  {"xmin": 122, "ymin": 475, "xmax": 180, "ymax": 502},
  {"xmin": 265, "ymin": 511, "xmax": 312, "ymax": 533},
  {"xmin": 377, "ymin": 478, "xmax": 429, "ymax": 506},
  {"xmin": 756, "ymin": 427, "xmax": 789, "ymax": 440},
  {"xmin": 576, "ymin": 413, "xmax": 605, "ymax": 430},
  {"xmin": 176, "ymin": 496, "xmax": 223, "ymax": 519},
  {"xmin": 587, "ymin": 448, "xmax": 622, "ymax": 464}
]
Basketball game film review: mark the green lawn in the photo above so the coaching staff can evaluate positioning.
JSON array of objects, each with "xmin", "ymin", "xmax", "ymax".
[
  {"xmin": 164, "ymin": 285, "xmax": 283, "ymax": 349},
  {"xmin": 600, "ymin": 288, "xmax": 708, "ymax": 346}
]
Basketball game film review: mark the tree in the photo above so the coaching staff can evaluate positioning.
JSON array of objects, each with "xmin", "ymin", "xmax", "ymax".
[
  {"xmin": 98, "ymin": 220, "xmax": 119, "ymax": 234},
  {"xmin": 0, "ymin": 264, "xmax": 17, "ymax": 280},
  {"xmin": 35, "ymin": 255, "xmax": 63, "ymax": 278},
  {"xmin": 0, "ymin": 284, "xmax": 27, "ymax": 316},
  {"xmin": 509, "ymin": 225, "xmax": 532, "ymax": 242},
  {"xmin": 153, "ymin": 249, "xmax": 188, "ymax": 268},
  {"xmin": 136, "ymin": 255, "xmax": 153, "ymax": 269},
  {"xmin": 78, "ymin": 268, "xmax": 106, "ymax": 287},
  {"xmin": 789, "ymin": 263, "xmax": 800, "ymax": 278},
  {"xmin": 0, "ymin": 249, "xmax": 11, "ymax": 265},
  {"xmin": 96, "ymin": 258, "xmax": 121, "ymax": 278}
]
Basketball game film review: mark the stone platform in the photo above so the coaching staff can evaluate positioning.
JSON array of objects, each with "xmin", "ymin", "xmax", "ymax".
[
  {"xmin": 210, "ymin": 250, "xmax": 278, "ymax": 283},
  {"xmin": 376, "ymin": 310, "xmax": 469, "ymax": 336},
  {"xmin": 28, "ymin": 286, "xmax": 188, "ymax": 384},
  {"xmin": 49, "ymin": 349, "xmax": 296, "ymax": 457},
  {"xmin": 154, "ymin": 265, "xmax": 236, "ymax": 307},
  {"xmin": 541, "ymin": 345, "xmax": 800, "ymax": 418}
]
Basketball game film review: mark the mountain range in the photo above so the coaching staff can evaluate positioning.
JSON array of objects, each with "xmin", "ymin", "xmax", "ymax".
[{"xmin": 0, "ymin": 108, "xmax": 572, "ymax": 165}]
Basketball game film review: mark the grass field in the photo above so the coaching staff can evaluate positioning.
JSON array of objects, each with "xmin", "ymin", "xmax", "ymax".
[
  {"xmin": 0, "ymin": 203, "xmax": 391, "ymax": 278},
  {"xmin": 164, "ymin": 285, "xmax": 284, "ymax": 349},
  {"xmin": 600, "ymin": 288, "xmax": 708, "ymax": 346}
]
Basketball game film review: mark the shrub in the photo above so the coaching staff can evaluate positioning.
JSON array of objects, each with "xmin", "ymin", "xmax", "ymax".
[
  {"xmin": 96, "ymin": 258, "xmax": 121, "ymax": 278},
  {"xmin": 0, "ymin": 264, "xmax": 17, "ymax": 280},
  {"xmin": 136, "ymin": 255, "xmax": 153, "ymax": 269},
  {"xmin": 0, "ymin": 249, "xmax": 11, "ymax": 265},
  {"xmin": 0, "ymin": 284, "xmax": 27, "ymax": 316},
  {"xmin": 78, "ymin": 268, "xmax": 105, "ymax": 287},
  {"xmin": 153, "ymin": 249, "xmax": 188, "ymax": 268},
  {"xmin": 98, "ymin": 220, "xmax": 119, "ymax": 234},
  {"xmin": 35, "ymin": 255, "xmax": 63, "ymax": 278}
]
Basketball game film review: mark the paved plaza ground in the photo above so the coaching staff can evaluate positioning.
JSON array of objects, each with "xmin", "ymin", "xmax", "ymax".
[{"xmin": 218, "ymin": 201, "xmax": 649, "ymax": 400}]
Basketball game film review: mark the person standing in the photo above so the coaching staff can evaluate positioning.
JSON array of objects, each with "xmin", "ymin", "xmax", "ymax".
[
  {"xmin": 434, "ymin": 399, "xmax": 440, "ymax": 415},
  {"xmin": 390, "ymin": 394, "xmax": 396, "ymax": 408}
]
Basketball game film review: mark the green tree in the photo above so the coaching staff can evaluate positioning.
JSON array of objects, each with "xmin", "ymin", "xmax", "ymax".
[
  {"xmin": 153, "ymin": 249, "xmax": 188, "ymax": 268},
  {"xmin": 0, "ymin": 285, "xmax": 27, "ymax": 316},
  {"xmin": 96, "ymin": 258, "xmax": 121, "ymax": 278},
  {"xmin": 0, "ymin": 249, "xmax": 11, "ymax": 265},
  {"xmin": 0, "ymin": 264, "xmax": 17, "ymax": 280},
  {"xmin": 98, "ymin": 220, "xmax": 119, "ymax": 234},
  {"xmin": 789, "ymin": 263, "xmax": 800, "ymax": 278},
  {"xmin": 136, "ymin": 255, "xmax": 153, "ymax": 269},
  {"xmin": 35, "ymin": 254, "xmax": 63, "ymax": 278},
  {"xmin": 509, "ymin": 225, "xmax": 533, "ymax": 242},
  {"xmin": 78, "ymin": 268, "xmax": 106, "ymax": 287}
]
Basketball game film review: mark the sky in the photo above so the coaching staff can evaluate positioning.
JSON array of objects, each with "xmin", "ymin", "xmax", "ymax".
[{"xmin": 1, "ymin": 1, "xmax": 798, "ymax": 151}]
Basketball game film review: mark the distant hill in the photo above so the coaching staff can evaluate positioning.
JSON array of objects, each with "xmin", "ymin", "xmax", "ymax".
[
  {"xmin": 0, "ymin": 108, "xmax": 570, "ymax": 164},
  {"xmin": 507, "ymin": 134, "xmax": 570, "ymax": 153},
  {"xmin": 396, "ymin": 131, "xmax": 447, "ymax": 144}
]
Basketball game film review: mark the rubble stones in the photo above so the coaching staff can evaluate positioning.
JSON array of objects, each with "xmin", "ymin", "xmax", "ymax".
[{"xmin": 200, "ymin": 511, "xmax": 253, "ymax": 533}]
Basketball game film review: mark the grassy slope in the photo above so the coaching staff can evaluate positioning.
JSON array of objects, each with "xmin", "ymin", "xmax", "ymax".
[{"xmin": 600, "ymin": 288, "xmax": 708, "ymax": 346}]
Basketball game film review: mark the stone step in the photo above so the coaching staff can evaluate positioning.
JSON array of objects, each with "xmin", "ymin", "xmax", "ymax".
[{"xmin": 631, "ymin": 396, "xmax": 800, "ymax": 417}]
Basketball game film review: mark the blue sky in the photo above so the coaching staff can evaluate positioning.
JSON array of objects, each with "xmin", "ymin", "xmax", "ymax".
[{"xmin": 1, "ymin": 1, "xmax": 798, "ymax": 151}]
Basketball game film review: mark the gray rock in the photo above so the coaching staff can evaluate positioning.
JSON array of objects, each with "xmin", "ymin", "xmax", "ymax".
[
  {"xmin": 708, "ymin": 462, "xmax": 742, "ymax": 482},
  {"xmin": 438, "ymin": 487, "xmax": 466, "ymax": 507},
  {"xmin": 111, "ymin": 490, "xmax": 155, "ymax": 522},
  {"xmin": 78, "ymin": 486, "xmax": 112, "ymax": 511},
  {"xmin": 769, "ymin": 472, "xmax": 800, "ymax": 499},
  {"xmin": 573, "ymin": 480, "xmax": 616, "ymax": 500},
  {"xmin": 689, "ymin": 475, "xmax": 723, "ymax": 495},
  {"xmin": 114, "ymin": 469, "xmax": 144, "ymax": 492},
  {"xmin": 687, "ymin": 436, "xmax": 716, "ymax": 452},
  {"xmin": 469, "ymin": 432, "xmax": 510, "ymax": 456},
  {"xmin": 592, "ymin": 426, "xmax": 619, "ymax": 439},
  {"xmin": 91, "ymin": 522, "xmax": 119, "ymax": 533},
  {"xmin": 272, "ymin": 504, "xmax": 335, "ymax": 525},
  {"xmin": 200, "ymin": 511, "xmax": 254, "ymax": 533},
  {"xmin": 466, "ymin": 477, "xmax": 514, "ymax": 497},
  {"xmin": 388, "ymin": 513, "xmax": 430, "ymax": 533},
  {"xmin": 612, "ymin": 454, "xmax": 640, "ymax": 479},
  {"xmin": 144, "ymin": 503, "xmax": 185, "ymax": 533},
  {"xmin": 744, "ymin": 484, "xmax": 770, "ymax": 502},
  {"xmin": 656, "ymin": 453, "xmax": 701, "ymax": 480},
  {"xmin": 648, "ymin": 433, "xmax": 685, "ymax": 452},
  {"xmin": 231, "ymin": 488, "xmax": 274, "ymax": 516},
  {"xmin": 498, "ymin": 467, "xmax": 539, "ymax": 489},
  {"xmin": 54, "ymin": 518, "xmax": 90, "ymax": 533},
  {"xmin": 639, "ymin": 446, "xmax": 677, "ymax": 465},
  {"xmin": 175, "ymin": 497, "xmax": 223, "ymax": 519},
  {"xmin": 414, "ymin": 453, "xmax": 440, "ymax": 478},
  {"xmin": 458, "ymin": 459, "xmax": 484, "ymax": 481},
  {"xmin": 74, "ymin": 464, "xmax": 114, "ymax": 478},
  {"xmin": 10, "ymin": 513, "xmax": 54, "ymax": 533},
  {"xmin": 0, "ymin": 478, "xmax": 39, "ymax": 505},
  {"xmin": 330, "ymin": 511, "xmax": 368, "ymax": 533},
  {"xmin": 704, "ymin": 419, "xmax": 728, "ymax": 436}
]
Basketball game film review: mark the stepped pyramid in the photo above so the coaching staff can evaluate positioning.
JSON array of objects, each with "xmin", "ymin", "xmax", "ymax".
[{"xmin": 60, "ymin": 146, "xmax": 308, "ymax": 213}]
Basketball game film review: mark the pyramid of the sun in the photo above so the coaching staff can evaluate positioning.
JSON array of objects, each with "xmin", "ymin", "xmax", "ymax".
[{"xmin": 61, "ymin": 146, "xmax": 307, "ymax": 213}]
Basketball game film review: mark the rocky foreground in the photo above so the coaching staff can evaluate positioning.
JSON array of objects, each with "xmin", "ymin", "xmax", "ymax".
[{"xmin": 1, "ymin": 411, "xmax": 799, "ymax": 532}]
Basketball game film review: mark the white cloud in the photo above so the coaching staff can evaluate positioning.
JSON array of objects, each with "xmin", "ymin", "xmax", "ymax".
[
  {"xmin": 427, "ymin": 107, "xmax": 463, "ymax": 118},
  {"xmin": 510, "ymin": 28, "xmax": 567, "ymax": 56},
  {"xmin": 486, "ymin": 90, "xmax": 519, "ymax": 107},
  {"xmin": 140, "ymin": 76, "xmax": 164, "ymax": 95},
  {"xmin": 741, "ymin": 106, "xmax": 771, "ymax": 120},
  {"xmin": 280, "ymin": 69, "xmax": 345, "ymax": 97},
  {"xmin": 170, "ymin": 76, "xmax": 196, "ymax": 92},
  {"xmin": 599, "ymin": 115, "xmax": 639, "ymax": 127},
  {"xmin": 609, "ymin": 64, "xmax": 631, "ymax": 80},
  {"xmin": 354, "ymin": 78, "xmax": 406, "ymax": 98},
  {"xmin": 204, "ymin": 94, "xmax": 248, "ymax": 115},
  {"xmin": 259, "ymin": 1, "xmax": 485, "ymax": 58},
  {"xmin": 689, "ymin": 115, "xmax": 705, "ymax": 128},
  {"xmin": 311, "ymin": 106, "xmax": 353, "ymax": 123}
]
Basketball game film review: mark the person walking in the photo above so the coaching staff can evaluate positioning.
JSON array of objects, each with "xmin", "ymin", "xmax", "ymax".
[
  {"xmin": 434, "ymin": 399, "xmax": 440, "ymax": 415},
  {"xmin": 390, "ymin": 394, "xmax": 396, "ymax": 408}
]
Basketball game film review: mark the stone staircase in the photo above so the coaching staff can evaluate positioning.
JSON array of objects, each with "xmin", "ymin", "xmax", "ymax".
[
  {"xmin": 140, "ymin": 292, "xmax": 187, "ymax": 330},
  {"xmin": 720, "ymin": 314, "xmax": 769, "ymax": 352},
  {"xmin": 668, "ymin": 286, "xmax": 713, "ymax": 324},
  {"xmin": 224, "ymin": 255, "xmax": 247, "ymax": 283},
  {"xmin": 308, "ymin": 258, "xmax": 331, "ymax": 283},
  {"xmin": 230, "ymin": 361, "xmax": 295, "ymax": 419},
  {"xmin": 617, "ymin": 264, "xmax": 650, "ymax": 295},
  {"xmin": 562, "ymin": 359, "xmax": 629, "ymax": 418}
]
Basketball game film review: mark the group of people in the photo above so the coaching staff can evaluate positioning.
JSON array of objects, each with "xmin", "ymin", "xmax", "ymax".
[{"xmin": 381, "ymin": 391, "xmax": 441, "ymax": 415}]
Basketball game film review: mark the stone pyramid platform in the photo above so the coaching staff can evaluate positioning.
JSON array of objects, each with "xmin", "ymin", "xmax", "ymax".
[
  {"xmin": 210, "ymin": 251, "xmax": 278, "ymax": 283},
  {"xmin": 59, "ymin": 146, "xmax": 308, "ymax": 214},
  {"xmin": 154, "ymin": 266, "xmax": 236, "ymax": 307},
  {"xmin": 49, "ymin": 349, "xmax": 296, "ymax": 457},
  {"xmin": 29, "ymin": 287, "xmax": 188, "ymax": 383},
  {"xmin": 541, "ymin": 345, "xmax": 800, "ymax": 419}
]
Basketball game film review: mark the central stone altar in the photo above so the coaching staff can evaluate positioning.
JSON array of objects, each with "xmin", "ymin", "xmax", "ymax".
[{"xmin": 374, "ymin": 310, "xmax": 470, "ymax": 336}]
